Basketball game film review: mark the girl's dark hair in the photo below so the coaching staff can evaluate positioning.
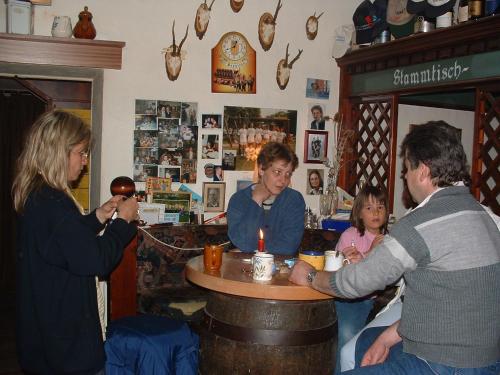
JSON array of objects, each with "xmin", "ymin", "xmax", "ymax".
[{"xmin": 349, "ymin": 185, "xmax": 389, "ymax": 236}]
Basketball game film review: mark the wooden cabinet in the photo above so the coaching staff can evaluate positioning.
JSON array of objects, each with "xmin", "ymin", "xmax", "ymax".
[{"xmin": 335, "ymin": 16, "xmax": 500, "ymax": 215}]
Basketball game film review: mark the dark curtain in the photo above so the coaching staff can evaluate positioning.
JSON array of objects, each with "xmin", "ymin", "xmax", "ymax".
[{"xmin": 0, "ymin": 92, "xmax": 46, "ymax": 292}]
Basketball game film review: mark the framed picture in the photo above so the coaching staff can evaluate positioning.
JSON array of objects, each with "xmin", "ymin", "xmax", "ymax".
[
  {"xmin": 203, "ymin": 182, "xmax": 226, "ymax": 212},
  {"xmin": 304, "ymin": 130, "xmax": 328, "ymax": 163}
]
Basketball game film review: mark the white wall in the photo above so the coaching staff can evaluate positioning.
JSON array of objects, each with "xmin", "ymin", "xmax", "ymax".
[
  {"xmin": 3, "ymin": 1, "xmax": 474, "ymax": 218},
  {"xmin": 393, "ymin": 105, "xmax": 474, "ymax": 220}
]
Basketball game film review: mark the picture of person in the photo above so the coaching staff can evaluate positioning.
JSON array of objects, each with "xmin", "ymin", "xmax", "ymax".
[
  {"xmin": 213, "ymin": 166, "xmax": 224, "ymax": 181},
  {"xmin": 310, "ymin": 104, "xmax": 325, "ymax": 130},
  {"xmin": 306, "ymin": 78, "xmax": 331, "ymax": 99},
  {"xmin": 307, "ymin": 169, "xmax": 324, "ymax": 195},
  {"xmin": 206, "ymin": 187, "xmax": 220, "ymax": 208},
  {"xmin": 202, "ymin": 114, "xmax": 222, "ymax": 129},
  {"xmin": 135, "ymin": 99, "xmax": 157, "ymax": 115},
  {"xmin": 202, "ymin": 134, "xmax": 219, "ymax": 159},
  {"xmin": 204, "ymin": 163, "xmax": 215, "ymax": 178},
  {"xmin": 157, "ymin": 100, "xmax": 181, "ymax": 118},
  {"xmin": 311, "ymin": 137, "xmax": 322, "ymax": 159},
  {"xmin": 135, "ymin": 115, "xmax": 158, "ymax": 130},
  {"xmin": 181, "ymin": 102, "xmax": 198, "ymax": 126}
]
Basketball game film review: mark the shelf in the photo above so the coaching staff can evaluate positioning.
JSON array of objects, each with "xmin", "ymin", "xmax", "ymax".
[
  {"xmin": 0, "ymin": 33, "xmax": 125, "ymax": 70},
  {"xmin": 336, "ymin": 15, "xmax": 500, "ymax": 75}
]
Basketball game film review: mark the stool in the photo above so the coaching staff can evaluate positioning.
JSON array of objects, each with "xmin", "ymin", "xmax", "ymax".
[{"xmin": 105, "ymin": 315, "xmax": 199, "ymax": 374}]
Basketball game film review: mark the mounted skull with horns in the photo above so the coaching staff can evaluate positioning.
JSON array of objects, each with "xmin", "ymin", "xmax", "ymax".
[
  {"xmin": 306, "ymin": 11, "xmax": 324, "ymax": 40},
  {"xmin": 258, "ymin": 0, "xmax": 282, "ymax": 51},
  {"xmin": 276, "ymin": 43, "xmax": 302, "ymax": 90},
  {"xmin": 163, "ymin": 21, "xmax": 189, "ymax": 81},
  {"xmin": 195, "ymin": 0, "xmax": 215, "ymax": 40}
]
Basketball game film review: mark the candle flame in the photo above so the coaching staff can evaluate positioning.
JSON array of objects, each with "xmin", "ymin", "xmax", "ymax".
[{"xmin": 259, "ymin": 229, "xmax": 264, "ymax": 239}]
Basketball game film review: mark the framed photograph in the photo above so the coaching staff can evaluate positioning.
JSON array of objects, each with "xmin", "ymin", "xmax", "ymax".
[
  {"xmin": 152, "ymin": 191, "xmax": 192, "ymax": 223},
  {"xmin": 202, "ymin": 114, "xmax": 222, "ymax": 129},
  {"xmin": 304, "ymin": 130, "xmax": 328, "ymax": 163},
  {"xmin": 203, "ymin": 182, "xmax": 226, "ymax": 212},
  {"xmin": 306, "ymin": 78, "xmax": 331, "ymax": 100}
]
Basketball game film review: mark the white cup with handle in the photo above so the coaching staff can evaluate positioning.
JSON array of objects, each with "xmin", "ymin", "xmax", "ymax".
[{"xmin": 324, "ymin": 250, "xmax": 350, "ymax": 271}]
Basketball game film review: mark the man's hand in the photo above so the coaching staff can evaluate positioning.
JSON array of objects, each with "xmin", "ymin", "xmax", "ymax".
[
  {"xmin": 288, "ymin": 260, "xmax": 315, "ymax": 286},
  {"xmin": 361, "ymin": 320, "xmax": 401, "ymax": 367}
]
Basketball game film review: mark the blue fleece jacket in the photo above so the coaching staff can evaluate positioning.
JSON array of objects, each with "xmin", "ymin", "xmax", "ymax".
[{"xmin": 227, "ymin": 184, "xmax": 305, "ymax": 255}]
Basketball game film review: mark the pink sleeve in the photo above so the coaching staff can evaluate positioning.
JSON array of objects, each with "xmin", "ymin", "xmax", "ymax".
[{"xmin": 335, "ymin": 227, "xmax": 357, "ymax": 252}]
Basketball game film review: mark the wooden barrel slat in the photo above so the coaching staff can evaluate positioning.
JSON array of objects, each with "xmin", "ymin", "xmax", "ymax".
[{"xmin": 199, "ymin": 291, "xmax": 337, "ymax": 374}]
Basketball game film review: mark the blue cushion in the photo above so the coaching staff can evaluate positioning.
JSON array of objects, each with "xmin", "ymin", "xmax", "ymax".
[{"xmin": 105, "ymin": 315, "xmax": 199, "ymax": 375}]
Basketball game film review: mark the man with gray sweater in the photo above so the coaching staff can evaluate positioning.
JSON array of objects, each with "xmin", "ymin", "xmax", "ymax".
[{"xmin": 290, "ymin": 121, "xmax": 500, "ymax": 374}]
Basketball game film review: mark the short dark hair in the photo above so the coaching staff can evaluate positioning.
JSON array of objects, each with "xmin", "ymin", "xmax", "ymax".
[
  {"xmin": 400, "ymin": 121, "xmax": 470, "ymax": 187},
  {"xmin": 350, "ymin": 184, "xmax": 389, "ymax": 236},
  {"xmin": 311, "ymin": 105, "xmax": 323, "ymax": 114},
  {"xmin": 257, "ymin": 142, "xmax": 299, "ymax": 171}
]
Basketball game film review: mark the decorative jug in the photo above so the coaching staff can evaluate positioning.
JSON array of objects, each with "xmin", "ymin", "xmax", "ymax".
[
  {"xmin": 73, "ymin": 6, "xmax": 96, "ymax": 39},
  {"xmin": 51, "ymin": 16, "xmax": 72, "ymax": 38}
]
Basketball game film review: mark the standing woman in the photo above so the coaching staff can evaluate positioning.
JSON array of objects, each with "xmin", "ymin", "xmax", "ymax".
[{"xmin": 12, "ymin": 110, "xmax": 138, "ymax": 374}]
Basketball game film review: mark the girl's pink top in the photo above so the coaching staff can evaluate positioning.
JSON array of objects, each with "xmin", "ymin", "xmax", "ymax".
[{"xmin": 335, "ymin": 226, "xmax": 377, "ymax": 255}]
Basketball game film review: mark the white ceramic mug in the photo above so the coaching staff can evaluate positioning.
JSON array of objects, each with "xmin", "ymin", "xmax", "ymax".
[
  {"xmin": 51, "ymin": 16, "xmax": 72, "ymax": 38},
  {"xmin": 324, "ymin": 250, "xmax": 350, "ymax": 271},
  {"xmin": 252, "ymin": 253, "xmax": 274, "ymax": 281}
]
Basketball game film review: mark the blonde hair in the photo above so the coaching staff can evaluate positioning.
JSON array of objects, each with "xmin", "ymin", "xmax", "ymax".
[{"xmin": 12, "ymin": 110, "xmax": 91, "ymax": 214}]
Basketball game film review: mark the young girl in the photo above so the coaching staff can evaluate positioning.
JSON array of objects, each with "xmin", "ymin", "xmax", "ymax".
[{"xmin": 333, "ymin": 184, "xmax": 389, "ymax": 374}]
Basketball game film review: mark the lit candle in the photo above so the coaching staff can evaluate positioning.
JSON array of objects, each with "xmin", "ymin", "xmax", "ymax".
[{"xmin": 258, "ymin": 229, "xmax": 265, "ymax": 252}]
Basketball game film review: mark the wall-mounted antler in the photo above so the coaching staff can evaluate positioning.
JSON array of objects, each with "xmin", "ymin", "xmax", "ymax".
[
  {"xmin": 195, "ymin": 0, "xmax": 215, "ymax": 40},
  {"xmin": 230, "ymin": 0, "xmax": 244, "ymax": 13},
  {"xmin": 276, "ymin": 43, "xmax": 302, "ymax": 90},
  {"xmin": 306, "ymin": 11, "xmax": 324, "ymax": 40},
  {"xmin": 163, "ymin": 20, "xmax": 189, "ymax": 81},
  {"xmin": 258, "ymin": 0, "xmax": 282, "ymax": 51}
]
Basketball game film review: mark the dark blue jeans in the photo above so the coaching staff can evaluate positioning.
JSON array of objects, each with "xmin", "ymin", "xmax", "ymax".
[
  {"xmin": 334, "ymin": 298, "xmax": 375, "ymax": 375},
  {"xmin": 341, "ymin": 326, "xmax": 500, "ymax": 375}
]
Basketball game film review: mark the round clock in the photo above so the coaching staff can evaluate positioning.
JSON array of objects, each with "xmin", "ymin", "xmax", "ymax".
[{"xmin": 221, "ymin": 33, "xmax": 247, "ymax": 61}]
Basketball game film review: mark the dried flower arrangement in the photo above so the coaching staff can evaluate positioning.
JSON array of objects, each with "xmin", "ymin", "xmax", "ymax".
[{"xmin": 321, "ymin": 112, "xmax": 355, "ymax": 195}]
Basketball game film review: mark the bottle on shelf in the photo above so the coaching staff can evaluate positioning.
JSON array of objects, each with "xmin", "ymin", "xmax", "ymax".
[
  {"xmin": 468, "ymin": 0, "xmax": 485, "ymax": 20},
  {"xmin": 485, "ymin": 0, "xmax": 499, "ymax": 15},
  {"xmin": 458, "ymin": 0, "xmax": 470, "ymax": 22}
]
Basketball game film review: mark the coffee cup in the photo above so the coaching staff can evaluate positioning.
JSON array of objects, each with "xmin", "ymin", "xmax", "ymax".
[
  {"xmin": 324, "ymin": 250, "xmax": 350, "ymax": 271},
  {"xmin": 203, "ymin": 244, "xmax": 223, "ymax": 272},
  {"xmin": 298, "ymin": 250, "xmax": 325, "ymax": 271},
  {"xmin": 252, "ymin": 252, "xmax": 274, "ymax": 281}
]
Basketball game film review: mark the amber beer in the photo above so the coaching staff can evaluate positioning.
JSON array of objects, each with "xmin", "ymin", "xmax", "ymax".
[
  {"xmin": 203, "ymin": 244, "xmax": 223, "ymax": 272},
  {"xmin": 468, "ymin": 0, "xmax": 484, "ymax": 19}
]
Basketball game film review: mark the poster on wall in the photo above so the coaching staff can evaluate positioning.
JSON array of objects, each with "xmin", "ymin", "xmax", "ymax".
[
  {"xmin": 211, "ymin": 31, "xmax": 256, "ymax": 94},
  {"xmin": 222, "ymin": 105, "xmax": 297, "ymax": 171},
  {"xmin": 133, "ymin": 99, "xmax": 198, "ymax": 183}
]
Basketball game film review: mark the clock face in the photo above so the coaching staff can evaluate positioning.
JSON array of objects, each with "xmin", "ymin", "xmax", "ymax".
[{"xmin": 221, "ymin": 33, "xmax": 247, "ymax": 61}]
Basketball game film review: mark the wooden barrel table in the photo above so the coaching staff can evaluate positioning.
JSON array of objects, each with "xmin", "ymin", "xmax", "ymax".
[{"xmin": 186, "ymin": 253, "xmax": 336, "ymax": 374}]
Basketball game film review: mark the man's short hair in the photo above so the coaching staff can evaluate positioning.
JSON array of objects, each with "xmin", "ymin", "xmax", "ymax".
[
  {"xmin": 311, "ymin": 105, "xmax": 323, "ymax": 114},
  {"xmin": 257, "ymin": 142, "xmax": 299, "ymax": 171},
  {"xmin": 400, "ymin": 121, "xmax": 470, "ymax": 187}
]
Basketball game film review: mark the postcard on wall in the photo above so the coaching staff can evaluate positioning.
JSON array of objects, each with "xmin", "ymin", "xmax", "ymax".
[
  {"xmin": 222, "ymin": 106, "xmax": 297, "ymax": 171},
  {"xmin": 145, "ymin": 177, "xmax": 171, "ymax": 194},
  {"xmin": 306, "ymin": 78, "xmax": 331, "ymax": 100},
  {"xmin": 202, "ymin": 114, "xmax": 222, "ymax": 129},
  {"xmin": 138, "ymin": 202, "xmax": 165, "ymax": 225}
]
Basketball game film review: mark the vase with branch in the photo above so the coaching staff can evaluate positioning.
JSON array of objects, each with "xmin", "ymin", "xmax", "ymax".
[{"xmin": 319, "ymin": 112, "xmax": 354, "ymax": 218}]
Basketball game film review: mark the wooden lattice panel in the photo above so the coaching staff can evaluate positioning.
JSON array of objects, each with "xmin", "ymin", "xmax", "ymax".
[
  {"xmin": 475, "ymin": 90, "xmax": 500, "ymax": 215},
  {"xmin": 350, "ymin": 101, "xmax": 392, "ymax": 194}
]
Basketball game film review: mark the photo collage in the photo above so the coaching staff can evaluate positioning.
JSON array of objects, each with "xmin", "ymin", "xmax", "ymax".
[{"xmin": 133, "ymin": 99, "xmax": 198, "ymax": 183}]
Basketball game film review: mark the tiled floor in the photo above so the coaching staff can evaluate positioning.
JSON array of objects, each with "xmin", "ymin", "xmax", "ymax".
[{"xmin": 0, "ymin": 291, "xmax": 22, "ymax": 375}]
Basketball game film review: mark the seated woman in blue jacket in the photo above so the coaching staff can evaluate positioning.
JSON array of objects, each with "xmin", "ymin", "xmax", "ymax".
[{"xmin": 227, "ymin": 142, "xmax": 305, "ymax": 255}]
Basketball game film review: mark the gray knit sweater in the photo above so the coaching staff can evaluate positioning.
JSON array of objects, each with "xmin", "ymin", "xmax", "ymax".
[{"xmin": 330, "ymin": 186, "xmax": 500, "ymax": 368}]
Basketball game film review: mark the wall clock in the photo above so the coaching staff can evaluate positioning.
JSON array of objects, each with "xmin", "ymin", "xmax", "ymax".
[{"xmin": 212, "ymin": 31, "xmax": 256, "ymax": 94}]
